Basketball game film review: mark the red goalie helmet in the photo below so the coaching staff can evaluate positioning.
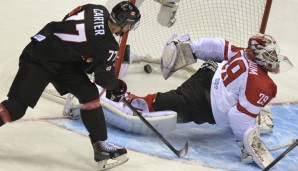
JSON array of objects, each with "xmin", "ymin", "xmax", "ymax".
[{"xmin": 248, "ymin": 33, "xmax": 293, "ymax": 73}]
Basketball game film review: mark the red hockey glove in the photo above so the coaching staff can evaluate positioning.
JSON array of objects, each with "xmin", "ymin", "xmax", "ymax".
[{"xmin": 106, "ymin": 79, "xmax": 127, "ymax": 102}]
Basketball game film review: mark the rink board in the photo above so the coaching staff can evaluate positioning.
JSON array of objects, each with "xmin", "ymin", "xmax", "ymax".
[{"xmin": 51, "ymin": 104, "xmax": 298, "ymax": 171}]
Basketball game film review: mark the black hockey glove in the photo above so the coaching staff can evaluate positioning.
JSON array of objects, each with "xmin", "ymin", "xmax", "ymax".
[
  {"xmin": 200, "ymin": 60, "xmax": 218, "ymax": 72},
  {"xmin": 106, "ymin": 79, "xmax": 127, "ymax": 102}
]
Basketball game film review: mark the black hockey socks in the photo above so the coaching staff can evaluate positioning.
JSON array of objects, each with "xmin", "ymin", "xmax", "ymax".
[{"xmin": 81, "ymin": 107, "xmax": 107, "ymax": 143}]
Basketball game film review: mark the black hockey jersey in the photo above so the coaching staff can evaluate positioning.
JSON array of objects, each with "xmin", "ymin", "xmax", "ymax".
[{"xmin": 30, "ymin": 4, "xmax": 120, "ymax": 90}]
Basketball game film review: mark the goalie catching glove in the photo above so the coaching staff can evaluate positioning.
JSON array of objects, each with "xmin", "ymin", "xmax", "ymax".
[
  {"xmin": 106, "ymin": 79, "xmax": 127, "ymax": 102},
  {"xmin": 161, "ymin": 33, "xmax": 196, "ymax": 79}
]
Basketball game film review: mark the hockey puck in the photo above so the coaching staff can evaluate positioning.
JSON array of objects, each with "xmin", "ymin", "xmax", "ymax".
[{"xmin": 144, "ymin": 64, "xmax": 152, "ymax": 74}]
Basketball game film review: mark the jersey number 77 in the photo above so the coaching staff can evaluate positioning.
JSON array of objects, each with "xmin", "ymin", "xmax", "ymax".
[{"xmin": 54, "ymin": 11, "xmax": 87, "ymax": 43}]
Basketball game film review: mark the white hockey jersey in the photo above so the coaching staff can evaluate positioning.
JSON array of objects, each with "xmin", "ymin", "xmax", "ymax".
[{"xmin": 190, "ymin": 38, "xmax": 277, "ymax": 141}]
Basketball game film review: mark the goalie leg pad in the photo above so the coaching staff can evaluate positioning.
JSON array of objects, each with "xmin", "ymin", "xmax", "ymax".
[{"xmin": 243, "ymin": 126, "xmax": 274, "ymax": 169}]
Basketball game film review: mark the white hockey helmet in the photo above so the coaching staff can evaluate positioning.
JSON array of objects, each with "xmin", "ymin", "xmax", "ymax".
[{"xmin": 248, "ymin": 33, "xmax": 292, "ymax": 73}]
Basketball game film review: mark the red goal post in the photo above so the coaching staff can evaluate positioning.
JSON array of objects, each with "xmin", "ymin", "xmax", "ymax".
[
  {"xmin": 114, "ymin": 0, "xmax": 136, "ymax": 77},
  {"xmin": 107, "ymin": 0, "xmax": 273, "ymax": 76}
]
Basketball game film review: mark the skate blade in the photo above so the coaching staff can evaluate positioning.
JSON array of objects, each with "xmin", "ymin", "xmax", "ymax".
[{"xmin": 97, "ymin": 155, "xmax": 129, "ymax": 171}]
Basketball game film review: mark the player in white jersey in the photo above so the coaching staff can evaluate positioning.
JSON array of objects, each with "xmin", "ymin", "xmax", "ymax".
[{"xmin": 127, "ymin": 33, "xmax": 293, "ymax": 169}]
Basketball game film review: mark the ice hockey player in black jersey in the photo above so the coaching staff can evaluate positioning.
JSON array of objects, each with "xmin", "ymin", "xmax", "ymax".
[{"xmin": 0, "ymin": 1, "xmax": 140, "ymax": 170}]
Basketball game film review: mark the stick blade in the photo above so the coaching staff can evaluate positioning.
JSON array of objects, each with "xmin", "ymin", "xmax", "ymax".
[{"xmin": 176, "ymin": 141, "xmax": 189, "ymax": 158}]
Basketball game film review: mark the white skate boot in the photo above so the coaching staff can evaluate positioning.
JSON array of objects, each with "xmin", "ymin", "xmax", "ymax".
[
  {"xmin": 93, "ymin": 141, "xmax": 129, "ymax": 170},
  {"xmin": 63, "ymin": 94, "xmax": 81, "ymax": 120}
]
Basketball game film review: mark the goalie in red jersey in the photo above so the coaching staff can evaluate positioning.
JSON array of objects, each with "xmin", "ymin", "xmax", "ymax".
[{"xmin": 126, "ymin": 33, "xmax": 293, "ymax": 169}]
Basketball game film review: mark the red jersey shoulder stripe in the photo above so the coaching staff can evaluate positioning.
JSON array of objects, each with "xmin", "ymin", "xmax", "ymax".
[{"xmin": 237, "ymin": 103, "xmax": 259, "ymax": 118}]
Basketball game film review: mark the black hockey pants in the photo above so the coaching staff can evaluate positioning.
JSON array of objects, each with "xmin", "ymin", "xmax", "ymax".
[
  {"xmin": 152, "ymin": 67, "xmax": 216, "ymax": 124},
  {"xmin": 1, "ymin": 43, "xmax": 107, "ymax": 142}
]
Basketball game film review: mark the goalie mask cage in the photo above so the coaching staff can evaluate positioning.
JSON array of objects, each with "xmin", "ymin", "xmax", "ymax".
[{"xmin": 106, "ymin": 0, "xmax": 272, "ymax": 75}]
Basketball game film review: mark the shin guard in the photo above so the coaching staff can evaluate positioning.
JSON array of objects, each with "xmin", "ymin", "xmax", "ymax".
[{"xmin": 80, "ymin": 99, "xmax": 107, "ymax": 143}]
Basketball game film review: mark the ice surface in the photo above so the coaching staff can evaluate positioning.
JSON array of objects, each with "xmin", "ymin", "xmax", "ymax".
[
  {"xmin": 50, "ymin": 82, "xmax": 298, "ymax": 171},
  {"xmin": 0, "ymin": 0, "xmax": 297, "ymax": 171}
]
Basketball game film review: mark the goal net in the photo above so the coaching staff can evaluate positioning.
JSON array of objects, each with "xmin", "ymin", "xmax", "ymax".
[{"xmin": 106, "ymin": 0, "xmax": 272, "ymax": 77}]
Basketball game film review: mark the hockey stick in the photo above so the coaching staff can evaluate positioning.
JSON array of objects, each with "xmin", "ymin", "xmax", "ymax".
[
  {"xmin": 122, "ymin": 98, "xmax": 188, "ymax": 158},
  {"xmin": 263, "ymin": 139, "xmax": 298, "ymax": 171},
  {"xmin": 269, "ymin": 139, "xmax": 296, "ymax": 151}
]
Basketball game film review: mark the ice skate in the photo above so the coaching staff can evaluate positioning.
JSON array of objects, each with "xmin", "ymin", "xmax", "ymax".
[
  {"xmin": 63, "ymin": 94, "xmax": 81, "ymax": 120},
  {"xmin": 93, "ymin": 141, "xmax": 129, "ymax": 171}
]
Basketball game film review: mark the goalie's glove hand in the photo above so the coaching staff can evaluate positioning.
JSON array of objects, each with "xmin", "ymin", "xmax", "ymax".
[
  {"xmin": 166, "ymin": 33, "xmax": 190, "ymax": 45},
  {"xmin": 236, "ymin": 141, "xmax": 254, "ymax": 164},
  {"xmin": 106, "ymin": 79, "xmax": 127, "ymax": 102}
]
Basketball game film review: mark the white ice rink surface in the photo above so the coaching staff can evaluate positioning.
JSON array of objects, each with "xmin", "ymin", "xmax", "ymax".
[{"xmin": 0, "ymin": 0, "xmax": 297, "ymax": 171}]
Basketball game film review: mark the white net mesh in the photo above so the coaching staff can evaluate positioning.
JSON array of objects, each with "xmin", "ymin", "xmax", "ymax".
[{"xmin": 106, "ymin": 0, "xmax": 270, "ymax": 76}]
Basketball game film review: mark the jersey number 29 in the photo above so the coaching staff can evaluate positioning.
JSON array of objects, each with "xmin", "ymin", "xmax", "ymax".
[{"xmin": 221, "ymin": 59, "xmax": 246, "ymax": 86}]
